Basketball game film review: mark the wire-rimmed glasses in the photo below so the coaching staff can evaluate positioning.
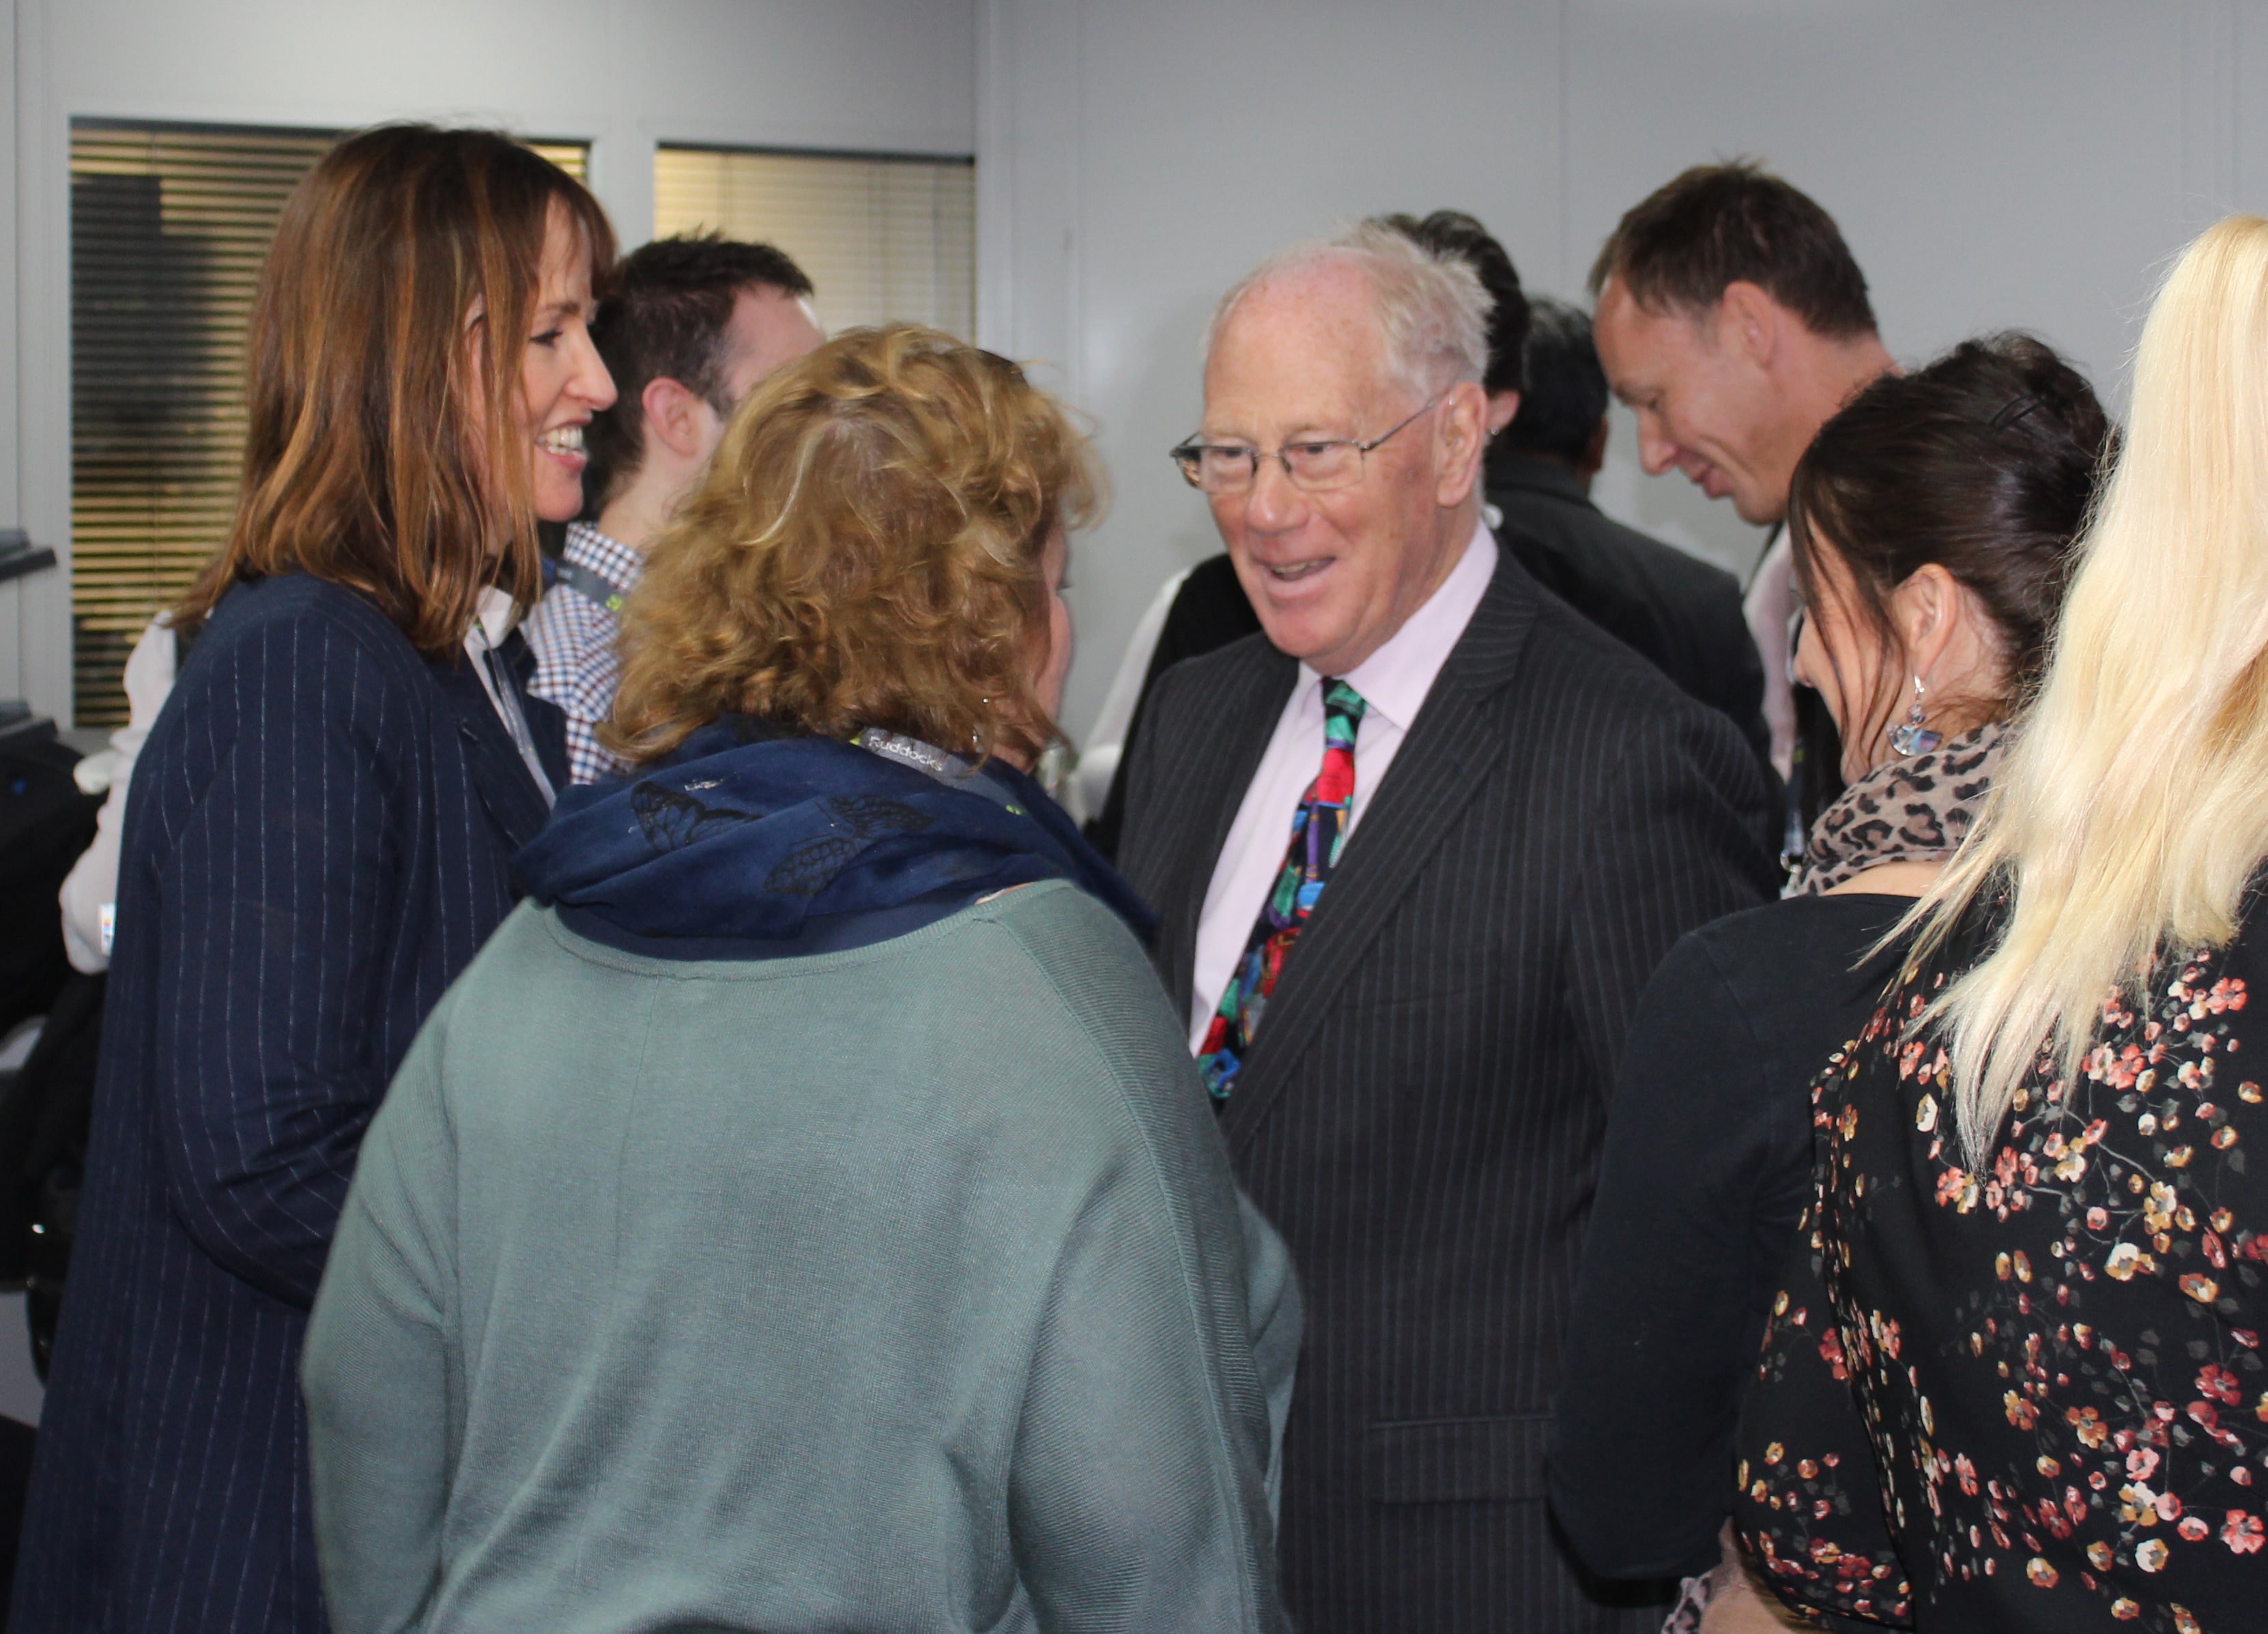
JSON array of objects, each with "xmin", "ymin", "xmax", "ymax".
[{"xmin": 1169, "ymin": 395, "xmax": 1444, "ymax": 495}]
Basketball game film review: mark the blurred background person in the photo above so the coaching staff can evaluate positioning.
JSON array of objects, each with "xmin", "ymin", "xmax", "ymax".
[
  {"xmin": 1734, "ymin": 213, "xmax": 2268, "ymax": 1634},
  {"xmin": 1120, "ymin": 223, "xmax": 1775, "ymax": 1633},
  {"xmin": 11, "ymin": 125, "xmax": 613, "ymax": 1633},
  {"xmin": 528, "ymin": 231, "xmax": 822, "ymax": 784},
  {"xmin": 1590, "ymin": 162, "xmax": 1894, "ymax": 855},
  {"xmin": 304, "ymin": 325, "xmax": 1295, "ymax": 1634},
  {"xmin": 1487, "ymin": 294, "xmax": 1768, "ymax": 782},
  {"xmin": 1551, "ymin": 334, "xmax": 2110, "ymax": 1631}
]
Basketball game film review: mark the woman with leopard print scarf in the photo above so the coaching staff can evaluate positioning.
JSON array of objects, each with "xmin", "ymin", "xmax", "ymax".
[{"xmin": 1549, "ymin": 333, "xmax": 2112, "ymax": 1633}]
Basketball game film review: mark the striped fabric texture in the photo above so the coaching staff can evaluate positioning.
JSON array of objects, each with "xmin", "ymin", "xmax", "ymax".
[
  {"xmin": 11, "ymin": 573, "xmax": 564, "ymax": 1633},
  {"xmin": 1121, "ymin": 549, "xmax": 1779, "ymax": 1633}
]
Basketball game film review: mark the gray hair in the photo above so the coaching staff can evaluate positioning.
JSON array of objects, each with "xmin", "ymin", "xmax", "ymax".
[{"xmin": 1208, "ymin": 220, "xmax": 1493, "ymax": 401}]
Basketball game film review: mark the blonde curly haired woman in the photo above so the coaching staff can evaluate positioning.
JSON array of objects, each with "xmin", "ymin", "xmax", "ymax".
[
  {"xmin": 1735, "ymin": 216, "xmax": 2268, "ymax": 1633},
  {"xmin": 303, "ymin": 326, "xmax": 1295, "ymax": 1634}
]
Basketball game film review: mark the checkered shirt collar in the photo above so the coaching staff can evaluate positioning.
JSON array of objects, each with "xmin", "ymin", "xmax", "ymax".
[{"xmin": 563, "ymin": 520, "xmax": 644, "ymax": 599}]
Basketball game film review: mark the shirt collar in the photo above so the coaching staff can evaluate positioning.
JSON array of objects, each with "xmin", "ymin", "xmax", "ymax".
[
  {"xmin": 472, "ymin": 585, "xmax": 521, "ymax": 650},
  {"xmin": 1300, "ymin": 514, "xmax": 1497, "ymax": 731},
  {"xmin": 564, "ymin": 519, "xmax": 645, "ymax": 596}
]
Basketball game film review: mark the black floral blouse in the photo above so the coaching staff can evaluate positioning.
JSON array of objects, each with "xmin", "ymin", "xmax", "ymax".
[{"xmin": 1736, "ymin": 910, "xmax": 2268, "ymax": 1633}]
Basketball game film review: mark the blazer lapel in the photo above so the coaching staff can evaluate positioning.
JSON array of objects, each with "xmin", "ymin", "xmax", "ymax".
[
  {"xmin": 1220, "ymin": 552, "xmax": 1540, "ymax": 1149},
  {"xmin": 1157, "ymin": 640, "xmax": 1298, "ymax": 1014},
  {"xmin": 500, "ymin": 627, "xmax": 573, "ymax": 793},
  {"xmin": 430, "ymin": 649, "xmax": 554, "ymax": 855}
]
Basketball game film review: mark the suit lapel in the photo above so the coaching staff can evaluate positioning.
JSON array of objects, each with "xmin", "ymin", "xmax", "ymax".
[
  {"xmin": 500, "ymin": 627, "xmax": 573, "ymax": 793},
  {"xmin": 1158, "ymin": 641, "xmax": 1297, "ymax": 1014},
  {"xmin": 1220, "ymin": 553, "xmax": 1540, "ymax": 1149},
  {"xmin": 430, "ymin": 649, "xmax": 554, "ymax": 855}
]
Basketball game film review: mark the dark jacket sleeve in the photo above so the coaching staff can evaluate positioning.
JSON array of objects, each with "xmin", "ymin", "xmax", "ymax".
[
  {"xmin": 1562, "ymin": 706, "xmax": 1777, "ymax": 1089},
  {"xmin": 1550, "ymin": 928, "xmax": 1810, "ymax": 1579},
  {"xmin": 147, "ymin": 617, "xmax": 405, "ymax": 1308}
]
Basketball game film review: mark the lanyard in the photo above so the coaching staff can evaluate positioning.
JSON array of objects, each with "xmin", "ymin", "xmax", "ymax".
[
  {"xmin": 554, "ymin": 556, "xmax": 631, "ymax": 615},
  {"xmin": 853, "ymin": 728, "xmax": 1027, "ymax": 819},
  {"xmin": 466, "ymin": 620, "xmax": 557, "ymax": 808}
]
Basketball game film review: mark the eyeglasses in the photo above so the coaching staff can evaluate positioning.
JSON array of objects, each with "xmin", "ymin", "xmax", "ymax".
[{"xmin": 1170, "ymin": 395, "xmax": 1444, "ymax": 495}]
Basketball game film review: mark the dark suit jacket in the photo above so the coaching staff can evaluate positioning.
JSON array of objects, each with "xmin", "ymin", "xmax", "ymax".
[
  {"xmin": 1488, "ymin": 454, "xmax": 1771, "ymax": 777},
  {"xmin": 1119, "ymin": 548, "xmax": 1777, "ymax": 1633},
  {"xmin": 12, "ymin": 573, "xmax": 566, "ymax": 1633}
]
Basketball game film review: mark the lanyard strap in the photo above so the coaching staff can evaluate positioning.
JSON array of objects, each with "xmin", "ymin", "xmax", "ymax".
[
  {"xmin": 467, "ymin": 625, "xmax": 557, "ymax": 808},
  {"xmin": 853, "ymin": 728, "xmax": 1027, "ymax": 819},
  {"xmin": 554, "ymin": 556, "xmax": 631, "ymax": 615}
]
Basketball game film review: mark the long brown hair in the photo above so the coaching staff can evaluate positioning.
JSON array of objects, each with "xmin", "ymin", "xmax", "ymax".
[{"xmin": 175, "ymin": 124, "xmax": 616, "ymax": 654}]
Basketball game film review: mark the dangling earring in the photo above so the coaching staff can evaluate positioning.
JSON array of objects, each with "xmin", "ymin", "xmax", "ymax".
[{"xmin": 1886, "ymin": 675, "xmax": 1942, "ymax": 757}]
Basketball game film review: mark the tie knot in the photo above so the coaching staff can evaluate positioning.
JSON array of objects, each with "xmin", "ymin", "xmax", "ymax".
[{"xmin": 1321, "ymin": 678, "xmax": 1367, "ymax": 732}]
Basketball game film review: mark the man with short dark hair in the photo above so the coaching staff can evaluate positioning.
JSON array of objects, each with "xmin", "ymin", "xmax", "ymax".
[
  {"xmin": 1590, "ymin": 161, "xmax": 1892, "ymax": 802},
  {"xmin": 528, "ymin": 233, "xmax": 822, "ymax": 782},
  {"xmin": 1490, "ymin": 298, "xmax": 1768, "ymax": 772}
]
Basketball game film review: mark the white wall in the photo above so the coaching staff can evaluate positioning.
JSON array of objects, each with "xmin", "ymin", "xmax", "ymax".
[
  {"xmin": 0, "ymin": 0, "xmax": 978, "ymax": 721},
  {"xmin": 982, "ymin": 0, "xmax": 2266, "ymax": 741}
]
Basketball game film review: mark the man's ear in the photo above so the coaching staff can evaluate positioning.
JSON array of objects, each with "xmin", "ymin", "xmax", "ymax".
[
  {"xmin": 1718, "ymin": 281, "xmax": 1782, "ymax": 371},
  {"xmin": 640, "ymin": 375, "xmax": 712, "ymax": 463},
  {"xmin": 1484, "ymin": 389, "xmax": 1521, "ymax": 436},
  {"xmin": 1435, "ymin": 381, "xmax": 1491, "ymax": 507}
]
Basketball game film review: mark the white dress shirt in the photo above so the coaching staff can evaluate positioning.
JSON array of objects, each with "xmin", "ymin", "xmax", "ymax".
[
  {"xmin": 1188, "ymin": 518, "xmax": 1499, "ymax": 1048},
  {"xmin": 59, "ymin": 614, "xmax": 178, "ymax": 973},
  {"xmin": 1745, "ymin": 525, "xmax": 1795, "ymax": 781}
]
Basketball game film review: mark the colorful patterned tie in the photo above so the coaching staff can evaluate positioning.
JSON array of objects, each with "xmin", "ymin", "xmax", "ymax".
[{"xmin": 1198, "ymin": 679, "xmax": 1367, "ymax": 1103}]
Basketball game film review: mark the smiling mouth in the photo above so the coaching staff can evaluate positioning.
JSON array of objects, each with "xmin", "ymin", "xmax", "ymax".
[
  {"xmin": 537, "ymin": 425, "xmax": 585, "ymax": 457},
  {"xmin": 1261, "ymin": 558, "xmax": 1331, "ymax": 583}
]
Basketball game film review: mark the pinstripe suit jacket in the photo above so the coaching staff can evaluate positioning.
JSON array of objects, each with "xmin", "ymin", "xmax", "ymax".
[
  {"xmin": 11, "ymin": 573, "xmax": 566, "ymax": 1634},
  {"xmin": 1120, "ymin": 548, "xmax": 1777, "ymax": 1634}
]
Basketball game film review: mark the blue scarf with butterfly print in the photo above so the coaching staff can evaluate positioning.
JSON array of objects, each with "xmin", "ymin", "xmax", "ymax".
[{"xmin": 514, "ymin": 714, "xmax": 1156, "ymax": 959}]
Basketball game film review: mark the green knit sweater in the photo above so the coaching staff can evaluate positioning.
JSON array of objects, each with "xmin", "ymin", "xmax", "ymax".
[{"xmin": 303, "ymin": 881, "xmax": 1293, "ymax": 1633}]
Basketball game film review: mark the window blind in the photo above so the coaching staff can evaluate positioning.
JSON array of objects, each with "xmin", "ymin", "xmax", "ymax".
[
  {"xmin": 652, "ymin": 145, "xmax": 975, "ymax": 344},
  {"xmin": 68, "ymin": 121, "xmax": 588, "ymax": 726}
]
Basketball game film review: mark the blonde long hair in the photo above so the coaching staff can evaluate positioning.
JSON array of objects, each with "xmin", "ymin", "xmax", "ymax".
[{"xmin": 1914, "ymin": 215, "xmax": 2268, "ymax": 1159}]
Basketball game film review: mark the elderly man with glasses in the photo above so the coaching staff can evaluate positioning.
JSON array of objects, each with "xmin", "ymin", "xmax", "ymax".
[{"xmin": 1118, "ymin": 225, "xmax": 1777, "ymax": 1633}]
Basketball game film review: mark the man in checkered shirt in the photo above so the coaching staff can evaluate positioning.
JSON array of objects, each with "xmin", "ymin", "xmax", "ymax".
[{"xmin": 528, "ymin": 233, "xmax": 823, "ymax": 783}]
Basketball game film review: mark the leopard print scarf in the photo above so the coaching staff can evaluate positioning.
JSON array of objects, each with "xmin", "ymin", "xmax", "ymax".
[{"xmin": 1786, "ymin": 719, "xmax": 2007, "ymax": 898}]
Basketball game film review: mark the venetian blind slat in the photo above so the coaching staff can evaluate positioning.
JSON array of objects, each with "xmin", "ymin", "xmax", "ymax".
[
  {"xmin": 70, "ymin": 125, "xmax": 588, "ymax": 726},
  {"xmin": 652, "ymin": 146, "xmax": 975, "ymax": 345}
]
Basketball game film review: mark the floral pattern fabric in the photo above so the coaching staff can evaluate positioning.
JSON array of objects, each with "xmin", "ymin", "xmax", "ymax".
[{"xmin": 1739, "ymin": 913, "xmax": 2268, "ymax": 1633}]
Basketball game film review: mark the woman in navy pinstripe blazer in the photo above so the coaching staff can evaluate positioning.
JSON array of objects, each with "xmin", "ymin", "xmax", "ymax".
[{"xmin": 10, "ymin": 126, "xmax": 617, "ymax": 1633}]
